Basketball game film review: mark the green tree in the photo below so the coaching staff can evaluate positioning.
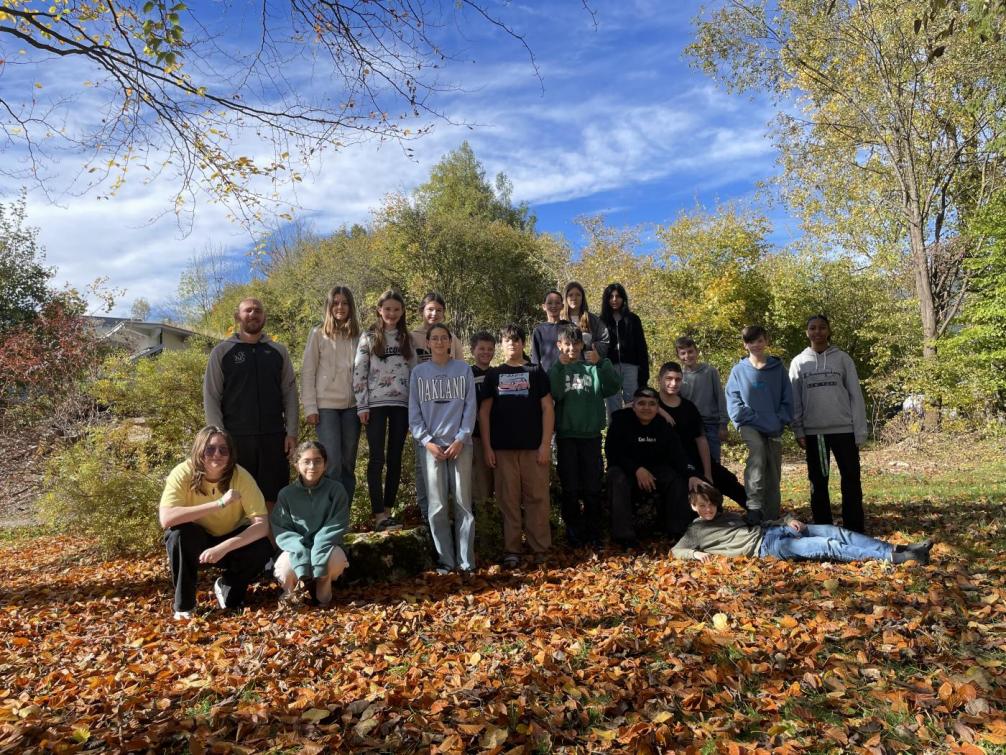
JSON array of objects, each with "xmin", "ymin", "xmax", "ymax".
[
  {"xmin": 655, "ymin": 203, "xmax": 772, "ymax": 366},
  {"xmin": 0, "ymin": 192, "xmax": 52, "ymax": 333},
  {"xmin": 689, "ymin": 0, "xmax": 1006, "ymax": 358},
  {"xmin": 939, "ymin": 192, "xmax": 1006, "ymax": 419},
  {"xmin": 379, "ymin": 142, "xmax": 564, "ymax": 343}
]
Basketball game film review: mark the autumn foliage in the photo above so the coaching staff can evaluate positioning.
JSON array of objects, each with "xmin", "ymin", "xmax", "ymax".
[
  {"xmin": 1, "ymin": 489, "xmax": 1004, "ymax": 753},
  {"xmin": 0, "ymin": 298, "xmax": 101, "ymax": 420}
]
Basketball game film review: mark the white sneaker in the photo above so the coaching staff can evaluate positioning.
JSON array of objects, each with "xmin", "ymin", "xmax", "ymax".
[
  {"xmin": 213, "ymin": 578, "xmax": 231, "ymax": 609},
  {"xmin": 435, "ymin": 567, "xmax": 451, "ymax": 575},
  {"xmin": 173, "ymin": 610, "xmax": 192, "ymax": 620}
]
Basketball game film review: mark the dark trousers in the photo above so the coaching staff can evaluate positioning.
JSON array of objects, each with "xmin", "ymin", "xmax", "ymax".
[
  {"xmin": 232, "ymin": 432, "xmax": 289, "ymax": 503},
  {"xmin": 708, "ymin": 461, "xmax": 748, "ymax": 509},
  {"xmin": 804, "ymin": 432, "xmax": 864, "ymax": 533},
  {"xmin": 164, "ymin": 523, "xmax": 273, "ymax": 612},
  {"xmin": 609, "ymin": 464, "xmax": 689, "ymax": 542},
  {"xmin": 365, "ymin": 405, "xmax": 409, "ymax": 515},
  {"xmin": 556, "ymin": 436, "xmax": 604, "ymax": 545}
]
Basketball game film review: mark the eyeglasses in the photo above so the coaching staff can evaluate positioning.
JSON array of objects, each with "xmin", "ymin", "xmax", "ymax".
[
  {"xmin": 203, "ymin": 444, "xmax": 230, "ymax": 457},
  {"xmin": 299, "ymin": 458, "xmax": 324, "ymax": 466}
]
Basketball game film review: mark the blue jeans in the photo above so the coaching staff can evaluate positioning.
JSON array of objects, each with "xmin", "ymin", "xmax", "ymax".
[
  {"xmin": 759, "ymin": 523, "xmax": 892, "ymax": 563},
  {"xmin": 424, "ymin": 443, "xmax": 475, "ymax": 571},
  {"xmin": 605, "ymin": 363, "xmax": 639, "ymax": 414},
  {"xmin": 703, "ymin": 421, "xmax": 723, "ymax": 464},
  {"xmin": 316, "ymin": 408, "xmax": 361, "ymax": 501}
]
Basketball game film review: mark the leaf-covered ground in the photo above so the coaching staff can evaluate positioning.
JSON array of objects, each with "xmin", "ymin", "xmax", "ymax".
[{"xmin": 2, "ymin": 437, "xmax": 1006, "ymax": 754}]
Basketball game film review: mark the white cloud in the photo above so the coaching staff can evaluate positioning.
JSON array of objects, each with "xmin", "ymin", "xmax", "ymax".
[{"xmin": 0, "ymin": 0, "xmax": 781, "ymax": 316}]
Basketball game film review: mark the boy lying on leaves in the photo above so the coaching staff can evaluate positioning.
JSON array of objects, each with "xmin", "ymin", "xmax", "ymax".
[{"xmin": 672, "ymin": 488, "xmax": 932, "ymax": 565}]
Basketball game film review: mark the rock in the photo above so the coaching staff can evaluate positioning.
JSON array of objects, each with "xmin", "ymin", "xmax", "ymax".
[{"xmin": 342, "ymin": 527, "xmax": 434, "ymax": 582}]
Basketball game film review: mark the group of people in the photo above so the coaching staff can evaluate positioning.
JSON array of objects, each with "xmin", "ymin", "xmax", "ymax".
[{"xmin": 158, "ymin": 283, "xmax": 934, "ymax": 618}]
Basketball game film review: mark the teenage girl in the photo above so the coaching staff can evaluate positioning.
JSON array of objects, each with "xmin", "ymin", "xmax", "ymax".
[
  {"xmin": 788, "ymin": 314, "xmax": 868, "ymax": 532},
  {"xmin": 353, "ymin": 289, "xmax": 415, "ymax": 530},
  {"xmin": 302, "ymin": 285, "xmax": 361, "ymax": 501},
  {"xmin": 600, "ymin": 282, "xmax": 650, "ymax": 412},
  {"xmin": 408, "ymin": 292, "xmax": 465, "ymax": 522},
  {"xmin": 408, "ymin": 323, "xmax": 477, "ymax": 573},
  {"xmin": 562, "ymin": 281, "xmax": 609, "ymax": 361},
  {"xmin": 531, "ymin": 289, "xmax": 565, "ymax": 374},
  {"xmin": 270, "ymin": 441, "xmax": 350, "ymax": 607}
]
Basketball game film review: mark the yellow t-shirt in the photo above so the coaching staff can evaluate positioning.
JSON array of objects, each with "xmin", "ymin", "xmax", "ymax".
[{"xmin": 159, "ymin": 461, "xmax": 268, "ymax": 537}]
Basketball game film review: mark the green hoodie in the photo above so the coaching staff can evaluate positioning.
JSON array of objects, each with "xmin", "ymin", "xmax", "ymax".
[
  {"xmin": 270, "ymin": 477, "xmax": 349, "ymax": 579},
  {"xmin": 549, "ymin": 358, "xmax": 622, "ymax": 438}
]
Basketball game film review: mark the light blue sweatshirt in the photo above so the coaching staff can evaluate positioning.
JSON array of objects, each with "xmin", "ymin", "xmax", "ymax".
[
  {"xmin": 725, "ymin": 356, "xmax": 793, "ymax": 436},
  {"xmin": 408, "ymin": 358, "xmax": 477, "ymax": 447}
]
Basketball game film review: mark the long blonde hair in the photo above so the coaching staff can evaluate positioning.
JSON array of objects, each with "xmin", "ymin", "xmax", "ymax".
[
  {"xmin": 368, "ymin": 289, "xmax": 413, "ymax": 360},
  {"xmin": 322, "ymin": 285, "xmax": 360, "ymax": 339},
  {"xmin": 188, "ymin": 426, "xmax": 236, "ymax": 494}
]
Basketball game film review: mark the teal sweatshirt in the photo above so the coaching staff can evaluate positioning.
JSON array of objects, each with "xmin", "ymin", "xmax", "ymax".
[
  {"xmin": 270, "ymin": 477, "xmax": 349, "ymax": 579},
  {"xmin": 549, "ymin": 358, "xmax": 622, "ymax": 438}
]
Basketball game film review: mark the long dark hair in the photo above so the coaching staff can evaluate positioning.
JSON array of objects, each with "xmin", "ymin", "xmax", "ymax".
[
  {"xmin": 188, "ymin": 426, "xmax": 236, "ymax": 494},
  {"xmin": 600, "ymin": 282, "xmax": 630, "ymax": 326}
]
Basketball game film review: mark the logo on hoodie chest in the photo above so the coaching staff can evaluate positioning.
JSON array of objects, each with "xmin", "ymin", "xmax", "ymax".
[{"xmin": 565, "ymin": 373, "xmax": 594, "ymax": 392}]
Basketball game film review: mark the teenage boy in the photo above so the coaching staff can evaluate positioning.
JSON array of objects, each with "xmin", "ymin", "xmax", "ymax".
[
  {"xmin": 606, "ymin": 387, "xmax": 706, "ymax": 546},
  {"xmin": 657, "ymin": 362, "xmax": 747, "ymax": 508},
  {"xmin": 479, "ymin": 324, "xmax": 554, "ymax": 568},
  {"xmin": 675, "ymin": 336, "xmax": 729, "ymax": 464},
  {"xmin": 672, "ymin": 488, "xmax": 932, "ymax": 565},
  {"xmin": 470, "ymin": 331, "xmax": 497, "ymax": 511},
  {"xmin": 725, "ymin": 325, "xmax": 792, "ymax": 524},
  {"xmin": 549, "ymin": 323, "xmax": 621, "ymax": 547}
]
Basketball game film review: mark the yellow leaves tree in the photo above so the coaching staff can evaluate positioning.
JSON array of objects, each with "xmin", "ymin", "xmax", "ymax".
[{"xmin": 656, "ymin": 203, "xmax": 772, "ymax": 368}]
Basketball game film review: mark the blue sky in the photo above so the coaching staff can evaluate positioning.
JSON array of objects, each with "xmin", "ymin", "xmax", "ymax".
[{"xmin": 0, "ymin": 0, "xmax": 793, "ymax": 315}]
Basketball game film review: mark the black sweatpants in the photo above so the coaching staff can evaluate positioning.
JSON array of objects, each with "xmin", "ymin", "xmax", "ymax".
[
  {"xmin": 364, "ymin": 405, "xmax": 409, "ymax": 515},
  {"xmin": 708, "ymin": 461, "xmax": 748, "ymax": 509},
  {"xmin": 164, "ymin": 523, "xmax": 273, "ymax": 612},
  {"xmin": 804, "ymin": 432, "xmax": 864, "ymax": 533},
  {"xmin": 556, "ymin": 436, "xmax": 604, "ymax": 545},
  {"xmin": 608, "ymin": 464, "xmax": 689, "ymax": 542}
]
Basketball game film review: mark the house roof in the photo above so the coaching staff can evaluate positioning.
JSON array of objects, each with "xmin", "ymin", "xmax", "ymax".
[{"xmin": 84, "ymin": 316, "xmax": 203, "ymax": 339}]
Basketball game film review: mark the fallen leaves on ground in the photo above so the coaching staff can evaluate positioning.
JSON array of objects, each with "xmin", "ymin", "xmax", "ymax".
[{"xmin": 1, "ymin": 497, "xmax": 1005, "ymax": 754}]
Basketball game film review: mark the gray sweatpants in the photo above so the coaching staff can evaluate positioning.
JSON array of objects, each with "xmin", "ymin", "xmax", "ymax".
[{"xmin": 739, "ymin": 425, "xmax": 782, "ymax": 520}]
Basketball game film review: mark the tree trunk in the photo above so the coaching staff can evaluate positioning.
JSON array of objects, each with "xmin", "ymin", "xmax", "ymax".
[{"xmin": 905, "ymin": 191, "xmax": 939, "ymax": 360}]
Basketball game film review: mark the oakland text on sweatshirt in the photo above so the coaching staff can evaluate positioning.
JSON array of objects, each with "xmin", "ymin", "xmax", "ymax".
[{"xmin": 408, "ymin": 358, "xmax": 477, "ymax": 447}]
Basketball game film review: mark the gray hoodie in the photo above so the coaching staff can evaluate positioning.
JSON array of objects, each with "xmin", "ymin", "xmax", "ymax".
[
  {"xmin": 408, "ymin": 358, "xmax": 477, "ymax": 447},
  {"xmin": 788, "ymin": 345, "xmax": 867, "ymax": 444},
  {"xmin": 681, "ymin": 362, "xmax": 728, "ymax": 428}
]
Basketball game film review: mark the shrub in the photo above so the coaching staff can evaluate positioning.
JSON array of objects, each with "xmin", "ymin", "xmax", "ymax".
[{"xmin": 40, "ymin": 347, "xmax": 208, "ymax": 555}]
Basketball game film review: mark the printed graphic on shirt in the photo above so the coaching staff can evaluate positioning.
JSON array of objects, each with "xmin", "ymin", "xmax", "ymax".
[
  {"xmin": 498, "ymin": 371, "xmax": 530, "ymax": 397},
  {"xmin": 383, "ymin": 345, "xmax": 402, "ymax": 358},
  {"xmin": 637, "ymin": 434, "xmax": 658, "ymax": 444},
  {"xmin": 805, "ymin": 371, "xmax": 840, "ymax": 390},
  {"xmin": 415, "ymin": 374, "xmax": 470, "ymax": 403},
  {"xmin": 565, "ymin": 372, "xmax": 595, "ymax": 392}
]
